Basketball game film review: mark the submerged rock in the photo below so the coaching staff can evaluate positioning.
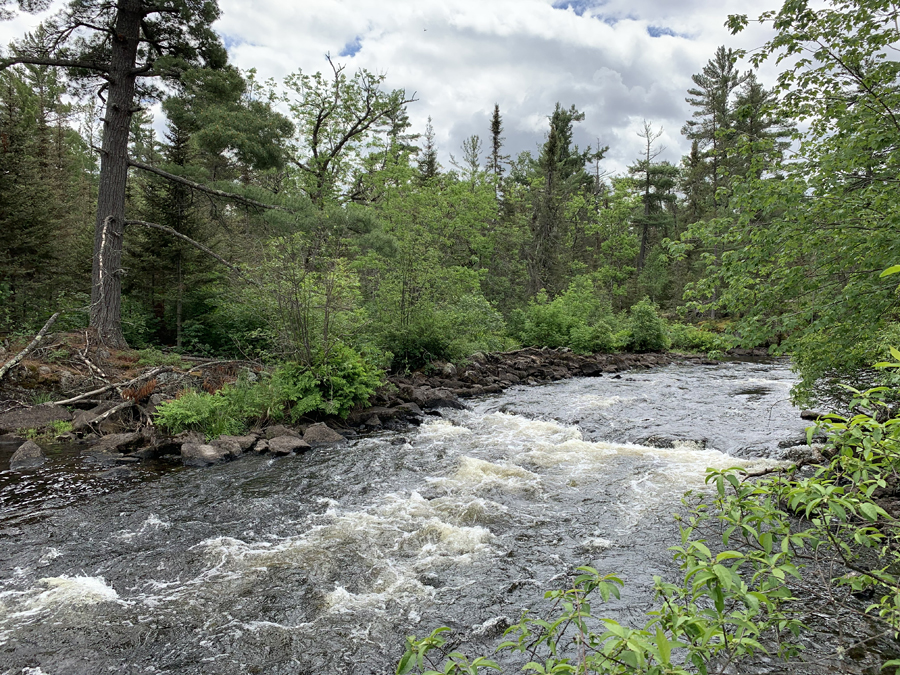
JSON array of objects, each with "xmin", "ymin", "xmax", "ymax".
[{"xmin": 9, "ymin": 440, "xmax": 46, "ymax": 470}]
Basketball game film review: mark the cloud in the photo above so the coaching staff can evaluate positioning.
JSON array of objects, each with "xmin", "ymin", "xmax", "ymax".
[{"xmin": 0, "ymin": 0, "xmax": 781, "ymax": 175}]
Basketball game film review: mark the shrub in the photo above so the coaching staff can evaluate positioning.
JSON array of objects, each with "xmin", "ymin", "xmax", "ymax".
[
  {"xmin": 155, "ymin": 345, "xmax": 383, "ymax": 437},
  {"xmin": 626, "ymin": 298, "xmax": 669, "ymax": 352},
  {"xmin": 668, "ymin": 322, "xmax": 734, "ymax": 355},
  {"xmin": 511, "ymin": 276, "xmax": 618, "ymax": 354}
]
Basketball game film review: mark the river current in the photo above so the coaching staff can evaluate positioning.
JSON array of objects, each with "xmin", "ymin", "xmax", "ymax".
[{"xmin": 0, "ymin": 361, "xmax": 884, "ymax": 674}]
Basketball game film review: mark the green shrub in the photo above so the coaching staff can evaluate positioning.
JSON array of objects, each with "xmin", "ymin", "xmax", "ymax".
[
  {"xmin": 668, "ymin": 322, "xmax": 734, "ymax": 355},
  {"xmin": 135, "ymin": 348, "xmax": 187, "ymax": 368},
  {"xmin": 626, "ymin": 298, "xmax": 669, "ymax": 352},
  {"xmin": 155, "ymin": 390, "xmax": 245, "ymax": 438},
  {"xmin": 511, "ymin": 276, "xmax": 618, "ymax": 354},
  {"xmin": 155, "ymin": 345, "xmax": 384, "ymax": 437}
]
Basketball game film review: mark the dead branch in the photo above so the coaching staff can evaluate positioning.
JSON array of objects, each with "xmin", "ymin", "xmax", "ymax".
[
  {"xmin": 0, "ymin": 312, "xmax": 61, "ymax": 382},
  {"xmin": 47, "ymin": 366, "xmax": 173, "ymax": 406},
  {"xmin": 125, "ymin": 220, "xmax": 260, "ymax": 286},
  {"xmin": 83, "ymin": 400, "xmax": 134, "ymax": 428},
  {"xmin": 128, "ymin": 159, "xmax": 295, "ymax": 214}
]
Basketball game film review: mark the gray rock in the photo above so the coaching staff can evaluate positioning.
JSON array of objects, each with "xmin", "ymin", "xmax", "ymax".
[
  {"xmin": 211, "ymin": 438, "xmax": 243, "ymax": 459},
  {"xmin": 364, "ymin": 415, "xmax": 382, "ymax": 428},
  {"xmin": 181, "ymin": 442, "xmax": 230, "ymax": 467},
  {"xmin": 303, "ymin": 423, "xmax": 346, "ymax": 446},
  {"xmin": 265, "ymin": 424, "xmax": 302, "ymax": 440},
  {"xmin": 9, "ymin": 440, "xmax": 46, "ymax": 470},
  {"xmin": 252, "ymin": 439, "xmax": 269, "ymax": 453},
  {"xmin": 90, "ymin": 432, "xmax": 143, "ymax": 454},
  {"xmin": 439, "ymin": 362, "xmax": 458, "ymax": 378},
  {"xmin": 395, "ymin": 402, "xmax": 423, "ymax": 416},
  {"xmin": 0, "ymin": 405, "xmax": 72, "ymax": 434},
  {"xmin": 215, "ymin": 434, "xmax": 258, "ymax": 451},
  {"xmin": 268, "ymin": 436, "xmax": 311, "ymax": 456}
]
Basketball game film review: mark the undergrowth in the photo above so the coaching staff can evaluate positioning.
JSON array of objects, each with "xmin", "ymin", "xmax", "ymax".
[{"xmin": 154, "ymin": 345, "xmax": 383, "ymax": 437}]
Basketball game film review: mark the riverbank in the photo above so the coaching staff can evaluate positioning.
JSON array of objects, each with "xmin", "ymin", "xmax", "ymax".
[{"xmin": 0, "ymin": 335, "xmax": 766, "ymax": 471}]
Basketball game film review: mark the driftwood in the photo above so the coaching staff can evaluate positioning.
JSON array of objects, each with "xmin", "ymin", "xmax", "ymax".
[
  {"xmin": 0, "ymin": 312, "xmax": 61, "ymax": 382},
  {"xmin": 81, "ymin": 400, "xmax": 134, "ymax": 428},
  {"xmin": 48, "ymin": 366, "xmax": 173, "ymax": 406}
]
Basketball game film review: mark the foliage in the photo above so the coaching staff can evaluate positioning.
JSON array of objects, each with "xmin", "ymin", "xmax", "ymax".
[
  {"xmin": 154, "ymin": 346, "xmax": 382, "ymax": 436},
  {"xmin": 625, "ymin": 299, "xmax": 669, "ymax": 352},
  {"xmin": 509, "ymin": 276, "xmax": 617, "ymax": 354},
  {"xmin": 135, "ymin": 348, "xmax": 187, "ymax": 368},
  {"xmin": 677, "ymin": 0, "xmax": 900, "ymax": 402},
  {"xmin": 667, "ymin": 323, "xmax": 734, "ymax": 355}
]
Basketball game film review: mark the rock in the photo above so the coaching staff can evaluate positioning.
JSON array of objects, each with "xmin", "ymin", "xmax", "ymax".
[
  {"xmin": 216, "ymin": 434, "xmax": 258, "ymax": 451},
  {"xmin": 58, "ymin": 369, "xmax": 77, "ymax": 391},
  {"xmin": 303, "ymin": 423, "xmax": 346, "ymax": 446},
  {"xmin": 800, "ymin": 410, "xmax": 826, "ymax": 421},
  {"xmin": 364, "ymin": 415, "xmax": 382, "ymax": 428},
  {"xmin": 181, "ymin": 442, "xmax": 230, "ymax": 466},
  {"xmin": 9, "ymin": 440, "xmax": 46, "ymax": 470},
  {"xmin": 265, "ymin": 424, "xmax": 302, "ymax": 440},
  {"xmin": 421, "ymin": 390, "xmax": 465, "ymax": 410},
  {"xmin": 0, "ymin": 405, "xmax": 72, "ymax": 434},
  {"xmin": 268, "ymin": 436, "xmax": 312, "ymax": 455},
  {"xmin": 395, "ymin": 402, "xmax": 423, "ymax": 417},
  {"xmin": 439, "ymin": 362, "xmax": 458, "ymax": 378},
  {"xmin": 580, "ymin": 363, "xmax": 603, "ymax": 377},
  {"xmin": 90, "ymin": 432, "xmax": 143, "ymax": 454},
  {"xmin": 253, "ymin": 439, "xmax": 269, "ymax": 453},
  {"xmin": 211, "ymin": 438, "xmax": 243, "ymax": 459},
  {"xmin": 37, "ymin": 365, "xmax": 51, "ymax": 377}
]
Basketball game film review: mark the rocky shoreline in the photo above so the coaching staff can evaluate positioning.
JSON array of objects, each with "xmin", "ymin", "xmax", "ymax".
[{"xmin": 0, "ymin": 347, "xmax": 753, "ymax": 471}]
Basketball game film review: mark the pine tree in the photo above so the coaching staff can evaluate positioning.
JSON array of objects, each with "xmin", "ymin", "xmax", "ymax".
[{"xmin": 417, "ymin": 116, "xmax": 440, "ymax": 181}]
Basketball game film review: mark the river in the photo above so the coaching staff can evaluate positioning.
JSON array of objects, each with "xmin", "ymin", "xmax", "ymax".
[{"xmin": 0, "ymin": 360, "xmax": 887, "ymax": 674}]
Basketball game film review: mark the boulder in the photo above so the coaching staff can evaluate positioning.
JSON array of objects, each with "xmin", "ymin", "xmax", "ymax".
[
  {"xmin": 9, "ymin": 440, "xmax": 46, "ymax": 470},
  {"xmin": 90, "ymin": 432, "xmax": 143, "ymax": 454},
  {"xmin": 216, "ymin": 434, "xmax": 258, "ymax": 451},
  {"xmin": 421, "ymin": 389, "xmax": 465, "ymax": 410},
  {"xmin": 181, "ymin": 442, "xmax": 230, "ymax": 466},
  {"xmin": 268, "ymin": 436, "xmax": 312, "ymax": 455},
  {"xmin": 211, "ymin": 438, "xmax": 243, "ymax": 459},
  {"xmin": 303, "ymin": 423, "xmax": 346, "ymax": 446},
  {"xmin": 0, "ymin": 405, "xmax": 72, "ymax": 434},
  {"xmin": 265, "ymin": 424, "xmax": 302, "ymax": 440},
  {"xmin": 252, "ymin": 439, "xmax": 269, "ymax": 453},
  {"xmin": 364, "ymin": 415, "xmax": 382, "ymax": 428},
  {"xmin": 395, "ymin": 402, "xmax": 423, "ymax": 417}
]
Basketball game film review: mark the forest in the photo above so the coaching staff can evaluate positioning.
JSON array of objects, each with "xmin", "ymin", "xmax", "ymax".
[{"xmin": 1, "ymin": 0, "xmax": 896, "ymax": 413}]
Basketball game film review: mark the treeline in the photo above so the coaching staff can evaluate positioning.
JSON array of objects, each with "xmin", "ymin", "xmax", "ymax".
[{"xmin": 2, "ymin": 0, "xmax": 898, "ymax": 406}]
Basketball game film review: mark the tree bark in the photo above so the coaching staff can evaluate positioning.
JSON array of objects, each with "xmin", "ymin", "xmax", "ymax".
[{"xmin": 90, "ymin": 1, "xmax": 142, "ymax": 348}]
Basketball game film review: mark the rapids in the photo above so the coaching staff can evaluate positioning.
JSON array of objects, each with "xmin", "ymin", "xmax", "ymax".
[{"xmin": 0, "ymin": 360, "xmax": 883, "ymax": 673}]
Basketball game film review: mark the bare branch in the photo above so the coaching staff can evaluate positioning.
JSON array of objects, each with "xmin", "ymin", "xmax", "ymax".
[
  {"xmin": 124, "ymin": 219, "xmax": 260, "ymax": 286},
  {"xmin": 0, "ymin": 55, "xmax": 110, "ymax": 75},
  {"xmin": 128, "ymin": 159, "xmax": 295, "ymax": 214},
  {"xmin": 0, "ymin": 312, "xmax": 60, "ymax": 382}
]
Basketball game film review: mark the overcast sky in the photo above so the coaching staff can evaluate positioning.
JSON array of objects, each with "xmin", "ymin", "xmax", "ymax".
[{"xmin": 1, "ymin": 0, "xmax": 779, "ymax": 175}]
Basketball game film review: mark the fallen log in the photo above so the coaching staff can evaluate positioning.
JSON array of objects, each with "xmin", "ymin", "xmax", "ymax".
[
  {"xmin": 47, "ymin": 366, "xmax": 173, "ymax": 406},
  {"xmin": 0, "ymin": 312, "xmax": 61, "ymax": 382}
]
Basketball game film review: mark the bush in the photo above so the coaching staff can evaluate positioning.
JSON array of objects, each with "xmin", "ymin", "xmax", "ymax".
[
  {"xmin": 626, "ymin": 298, "xmax": 669, "ymax": 352},
  {"xmin": 668, "ymin": 322, "xmax": 734, "ymax": 355},
  {"xmin": 154, "ymin": 345, "xmax": 384, "ymax": 437},
  {"xmin": 510, "ymin": 276, "xmax": 618, "ymax": 354}
]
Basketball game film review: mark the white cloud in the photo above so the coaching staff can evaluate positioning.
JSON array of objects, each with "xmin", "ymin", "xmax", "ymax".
[{"xmin": 0, "ymin": 0, "xmax": 781, "ymax": 175}]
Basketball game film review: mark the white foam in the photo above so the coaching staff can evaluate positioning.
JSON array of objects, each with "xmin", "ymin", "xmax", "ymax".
[{"xmin": 32, "ymin": 575, "xmax": 119, "ymax": 607}]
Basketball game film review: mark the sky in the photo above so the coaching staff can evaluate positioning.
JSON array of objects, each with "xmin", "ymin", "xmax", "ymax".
[{"xmin": 0, "ymin": 0, "xmax": 780, "ymax": 176}]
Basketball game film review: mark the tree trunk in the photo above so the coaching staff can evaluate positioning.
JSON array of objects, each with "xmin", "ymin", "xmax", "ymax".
[{"xmin": 89, "ymin": 1, "xmax": 142, "ymax": 348}]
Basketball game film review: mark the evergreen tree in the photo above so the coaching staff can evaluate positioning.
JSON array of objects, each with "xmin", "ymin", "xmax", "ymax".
[
  {"xmin": 1, "ymin": 0, "xmax": 229, "ymax": 347},
  {"xmin": 416, "ymin": 116, "xmax": 440, "ymax": 181}
]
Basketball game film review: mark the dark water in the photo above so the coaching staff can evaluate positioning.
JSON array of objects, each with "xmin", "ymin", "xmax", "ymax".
[{"xmin": 0, "ymin": 361, "xmax": 886, "ymax": 674}]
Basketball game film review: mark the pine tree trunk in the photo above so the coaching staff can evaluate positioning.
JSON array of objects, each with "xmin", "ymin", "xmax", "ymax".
[{"xmin": 89, "ymin": 2, "xmax": 142, "ymax": 348}]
